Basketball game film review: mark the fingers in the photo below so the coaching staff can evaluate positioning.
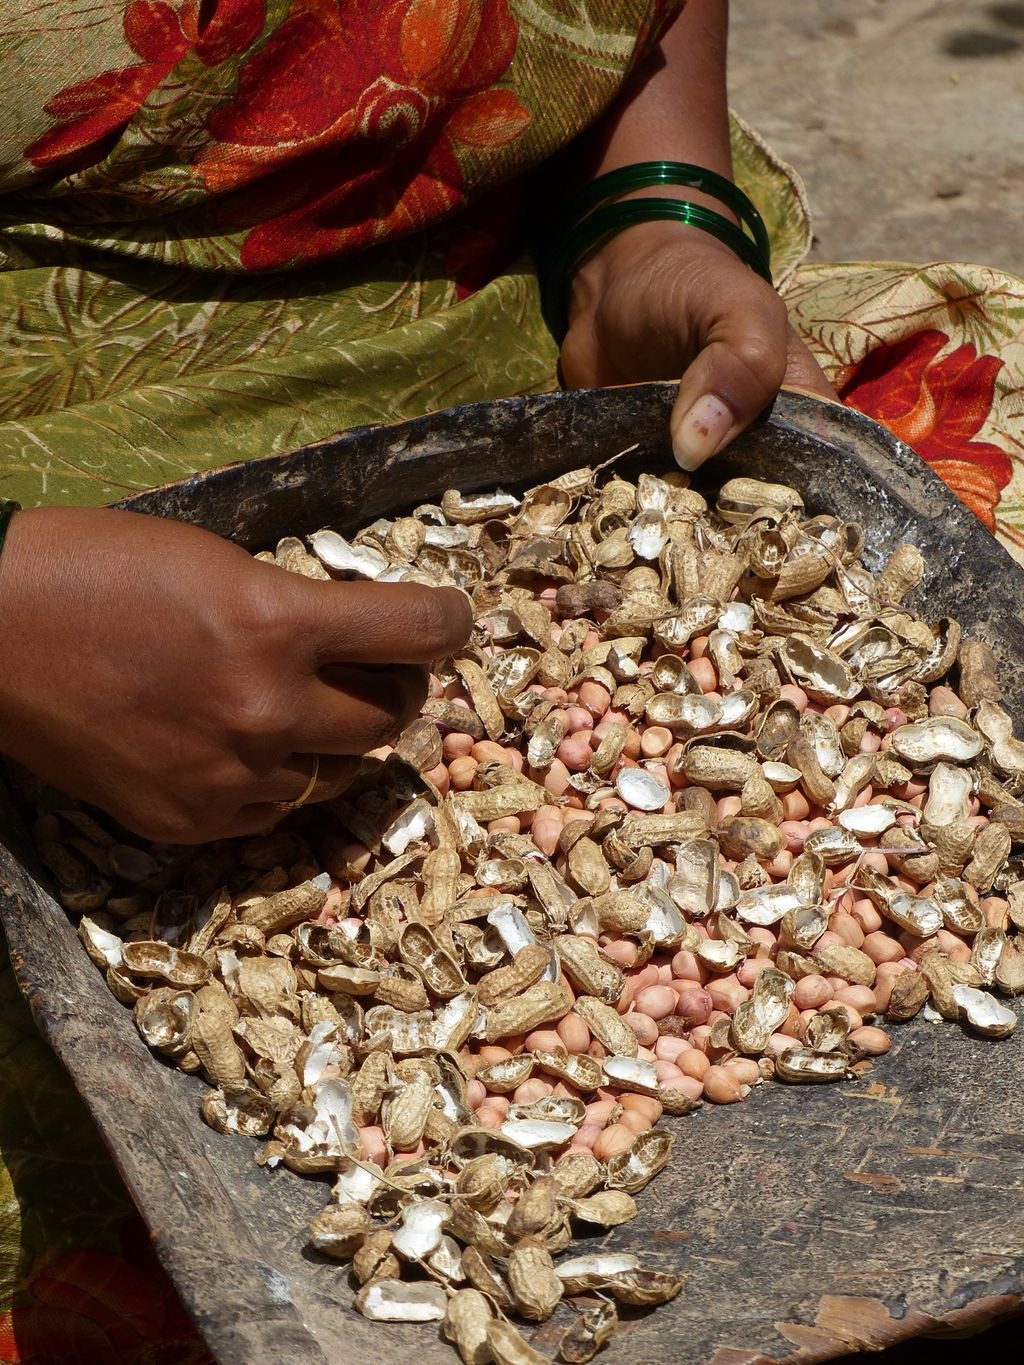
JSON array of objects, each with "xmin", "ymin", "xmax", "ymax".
[
  {"xmin": 783, "ymin": 327, "xmax": 838, "ymax": 400},
  {"xmin": 300, "ymin": 662, "xmax": 430, "ymax": 755},
  {"xmin": 294, "ymin": 579, "xmax": 473, "ymax": 668},
  {"xmin": 670, "ymin": 279, "xmax": 789, "ymax": 472},
  {"xmin": 250, "ymin": 574, "xmax": 468, "ymax": 759},
  {"xmin": 123, "ymin": 754, "xmax": 362, "ymax": 845},
  {"xmin": 203, "ymin": 805, "xmax": 299, "ymax": 843},
  {"xmin": 251, "ymin": 753, "xmax": 361, "ymax": 805}
]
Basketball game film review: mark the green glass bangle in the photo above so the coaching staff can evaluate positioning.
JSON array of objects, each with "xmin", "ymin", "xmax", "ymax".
[
  {"xmin": 0, "ymin": 500, "xmax": 20, "ymax": 557},
  {"xmin": 542, "ymin": 197, "xmax": 773, "ymax": 341},
  {"xmin": 563, "ymin": 160, "xmax": 771, "ymax": 268}
]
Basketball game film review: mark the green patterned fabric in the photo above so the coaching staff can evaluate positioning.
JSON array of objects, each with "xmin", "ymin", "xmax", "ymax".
[
  {"xmin": 0, "ymin": 107, "xmax": 807, "ymax": 507},
  {"xmin": 0, "ymin": 0, "xmax": 683, "ymax": 506},
  {"xmin": 0, "ymin": 241, "xmax": 558, "ymax": 502}
]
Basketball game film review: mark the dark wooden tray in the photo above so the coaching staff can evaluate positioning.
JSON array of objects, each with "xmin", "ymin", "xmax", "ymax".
[{"xmin": 2, "ymin": 385, "xmax": 1023, "ymax": 1364}]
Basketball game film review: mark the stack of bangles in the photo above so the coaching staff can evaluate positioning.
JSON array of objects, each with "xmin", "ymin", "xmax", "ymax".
[{"xmin": 541, "ymin": 160, "xmax": 773, "ymax": 342}]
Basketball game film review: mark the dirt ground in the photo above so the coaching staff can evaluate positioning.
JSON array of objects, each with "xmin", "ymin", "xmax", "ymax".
[{"xmin": 729, "ymin": 0, "xmax": 1024, "ymax": 277}]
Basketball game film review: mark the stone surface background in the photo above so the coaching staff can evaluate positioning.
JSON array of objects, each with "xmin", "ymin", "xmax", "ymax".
[{"xmin": 729, "ymin": 0, "xmax": 1024, "ymax": 277}]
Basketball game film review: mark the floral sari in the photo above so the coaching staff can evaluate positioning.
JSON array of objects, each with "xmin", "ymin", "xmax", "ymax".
[{"xmin": 1, "ymin": 2, "xmax": 1023, "ymax": 1359}]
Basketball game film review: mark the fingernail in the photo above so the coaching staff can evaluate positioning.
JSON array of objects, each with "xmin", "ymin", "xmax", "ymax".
[{"xmin": 672, "ymin": 394, "xmax": 734, "ymax": 471}]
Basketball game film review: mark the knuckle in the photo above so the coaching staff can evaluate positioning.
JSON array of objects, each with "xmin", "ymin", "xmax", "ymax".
[
  {"xmin": 127, "ymin": 760, "xmax": 251, "ymax": 844},
  {"xmin": 218, "ymin": 567, "xmax": 295, "ymax": 654},
  {"xmin": 133, "ymin": 801, "xmax": 207, "ymax": 845},
  {"xmin": 204, "ymin": 575, "xmax": 296, "ymax": 750},
  {"xmin": 227, "ymin": 681, "xmax": 290, "ymax": 747},
  {"xmin": 729, "ymin": 332, "xmax": 786, "ymax": 386},
  {"xmin": 160, "ymin": 819, "xmax": 206, "ymax": 846}
]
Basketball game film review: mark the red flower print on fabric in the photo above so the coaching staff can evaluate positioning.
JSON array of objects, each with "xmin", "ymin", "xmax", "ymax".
[
  {"xmin": 199, "ymin": 0, "xmax": 530, "ymax": 270},
  {"xmin": 23, "ymin": 1, "xmax": 265, "ymax": 177},
  {"xmin": 840, "ymin": 328, "xmax": 1012, "ymax": 531}
]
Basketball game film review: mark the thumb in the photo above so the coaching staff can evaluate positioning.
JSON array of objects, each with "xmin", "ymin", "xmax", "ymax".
[
  {"xmin": 669, "ymin": 288, "xmax": 789, "ymax": 472},
  {"xmin": 293, "ymin": 578, "xmax": 473, "ymax": 667}
]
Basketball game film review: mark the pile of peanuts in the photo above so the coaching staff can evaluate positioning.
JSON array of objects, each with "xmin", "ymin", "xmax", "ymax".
[{"xmin": 52, "ymin": 465, "xmax": 1024, "ymax": 1361}]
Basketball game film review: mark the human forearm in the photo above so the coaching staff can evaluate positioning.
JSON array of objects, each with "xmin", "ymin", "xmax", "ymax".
[
  {"xmin": 574, "ymin": 0, "xmax": 733, "ymax": 193},
  {"xmin": 556, "ymin": 0, "xmax": 834, "ymax": 467}
]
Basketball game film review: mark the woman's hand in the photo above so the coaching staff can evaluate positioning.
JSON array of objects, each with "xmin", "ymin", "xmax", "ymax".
[
  {"xmin": 0, "ymin": 507, "xmax": 471, "ymax": 843},
  {"xmin": 559, "ymin": 221, "xmax": 836, "ymax": 470}
]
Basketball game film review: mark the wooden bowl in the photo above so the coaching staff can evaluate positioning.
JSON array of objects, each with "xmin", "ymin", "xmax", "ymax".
[{"xmin": 2, "ymin": 385, "xmax": 1022, "ymax": 1363}]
